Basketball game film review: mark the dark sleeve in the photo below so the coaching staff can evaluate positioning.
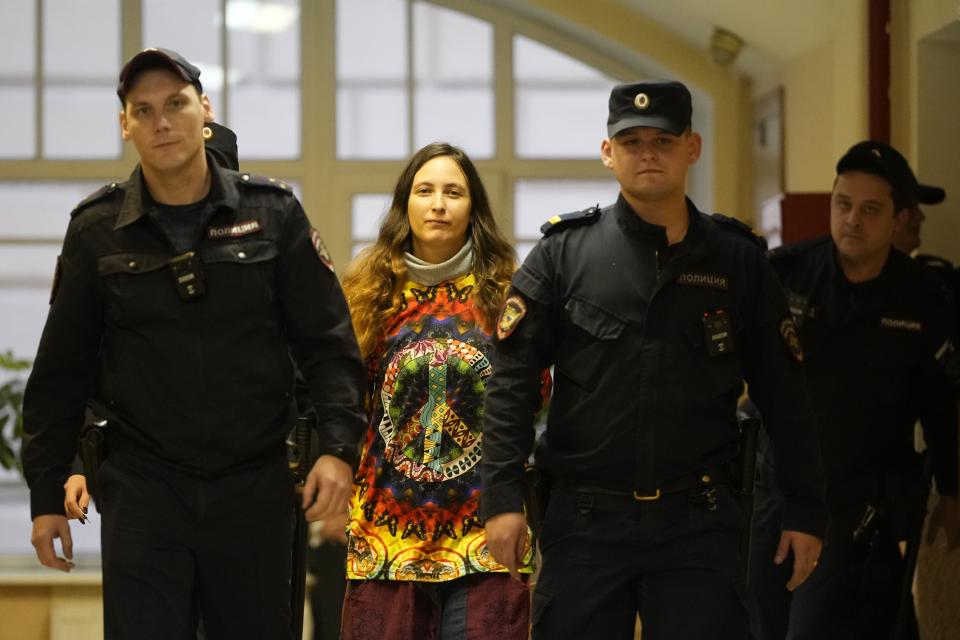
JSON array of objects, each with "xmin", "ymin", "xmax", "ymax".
[
  {"xmin": 479, "ymin": 243, "xmax": 557, "ymax": 520},
  {"xmin": 915, "ymin": 298, "xmax": 959, "ymax": 496},
  {"xmin": 741, "ymin": 252, "xmax": 828, "ymax": 537},
  {"xmin": 21, "ymin": 219, "xmax": 103, "ymax": 519},
  {"xmin": 276, "ymin": 198, "xmax": 367, "ymax": 464}
]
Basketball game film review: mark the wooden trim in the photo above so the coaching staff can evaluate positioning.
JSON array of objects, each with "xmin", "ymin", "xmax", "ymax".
[{"xmin": 868, "ymin": 0, "xmax": 891, "ymax": 142}]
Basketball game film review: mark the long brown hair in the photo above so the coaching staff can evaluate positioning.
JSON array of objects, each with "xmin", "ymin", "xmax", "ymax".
[{"xmin": 342, "ymin": 142, "xmax": 516, "ymax": 360}]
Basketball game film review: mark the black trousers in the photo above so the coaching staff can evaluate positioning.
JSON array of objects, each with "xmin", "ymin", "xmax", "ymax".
[
  {"xmin": 532, "ymin": 484, "xmax": 748, "ymax": 640},
  {"xmin": 748, "ymin": 489, "xmax": 917, "ymax": 640},
  {"xmin": 308, "ymin": 541, "xmax": 347, "ymax": 640},
  {"xmin": 98, "ymin": 453, "xmax": 296, "ymax": 640}
]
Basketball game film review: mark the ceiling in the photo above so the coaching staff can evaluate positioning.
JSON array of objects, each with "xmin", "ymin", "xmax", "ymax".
[{"xmin": 615, "ymin": 0, "xmax": 838, "ymax": 94}]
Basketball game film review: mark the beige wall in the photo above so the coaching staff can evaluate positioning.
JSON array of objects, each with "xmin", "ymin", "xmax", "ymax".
[
  {"xmin": 893, "ymin": 0, "xmax": 960, "ymax": 264},
  {"xmin": 782, "ymin": 0, "xmax": 869, "ymax": 194}
]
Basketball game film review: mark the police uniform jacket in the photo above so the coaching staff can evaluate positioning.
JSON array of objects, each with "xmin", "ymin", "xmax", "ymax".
[
  {"xmin": 22, "ymin": 155, "xmax": 367, "ymax": 518},
  {"xmin": 769, "ymin": 237, "xmax": 959, "ymax": 510},
  {"xmin": 480, "ymin": 195, "xmax": 828, "ymax": 537}
]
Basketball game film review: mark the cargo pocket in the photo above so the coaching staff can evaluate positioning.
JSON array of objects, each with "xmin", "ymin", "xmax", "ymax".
[
  {"xmin": 531, "ymin": 586, "xmax": 556, "ymax": 629},
  {"xmin": 555, "ymin": 296, "xmax": 627, "ymax": 390}
]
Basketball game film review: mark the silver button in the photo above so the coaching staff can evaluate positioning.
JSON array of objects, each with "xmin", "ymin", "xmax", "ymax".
[
  {"xmin": 128, "ymin": 260, "xmax": 137, "ymax": 269},
  {"xmin": 241, "ymin": 174, "xmax": 250, "ymax": 181},
  {"xmin": 237, "ymin": 251, "xmax": 247, "ymax": 259}
]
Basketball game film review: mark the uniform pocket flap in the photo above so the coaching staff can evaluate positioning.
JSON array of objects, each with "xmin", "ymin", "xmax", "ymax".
[
  {"xmin": 97, "ymin": 252, "xmax": 169, "ymax": 276},
  {"xmin": 201, "ymin": 240, "xmax": 277, "ymax": 264},
  {"xmin": 565, "ymin": 296, "xmax": 626, "ymax": 340}
]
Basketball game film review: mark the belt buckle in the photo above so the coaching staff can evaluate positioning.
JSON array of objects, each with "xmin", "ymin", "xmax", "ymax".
[{"xmin": 633, "ymin": 488, "xmax": 661, "ymax": 501}]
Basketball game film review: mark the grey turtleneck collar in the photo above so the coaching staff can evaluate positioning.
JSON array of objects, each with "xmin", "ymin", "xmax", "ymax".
[{"xmin": 404, "ymin": 238, "xmax": 474, "ymax": 286}]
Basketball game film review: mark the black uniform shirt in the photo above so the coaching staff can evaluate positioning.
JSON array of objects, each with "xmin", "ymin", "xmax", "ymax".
[
  {"xmin": 769, "ymin": 237, "xmax": 959, "ymax": 509},
  {"xmin": 22, "ymin": 156, "xmax": 367, "ymax": 518},
  {"xmin": 481, "ymin": 195, "xmax": 827, "ymax": 536}
]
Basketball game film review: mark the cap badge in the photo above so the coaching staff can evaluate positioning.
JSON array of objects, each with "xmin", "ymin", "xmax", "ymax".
[
  {"xmin": 871, "ymin": 149, "xmax": 881, "ymax": 158},
  {"xmin": 634, "ymin": 93, "xmax": 650, "ymax": 110}
]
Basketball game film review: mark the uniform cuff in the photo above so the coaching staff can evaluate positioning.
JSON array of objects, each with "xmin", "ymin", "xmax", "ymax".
[
  {"xmin": 30, "ymin": 484, "xmax": 66, "ymax": 520},
  {"xmin": 780, "ymin": 498, "xmax": 829, "ymax": 539},
  {"xmin": 479, "ymin": 483, "xmax": 526, "ymax": 522}
]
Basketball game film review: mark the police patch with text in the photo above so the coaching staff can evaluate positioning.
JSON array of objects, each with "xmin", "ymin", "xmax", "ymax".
[
  {"xmin": 207, "ymin": 220, "xmax": 262, "ymax": 240},
  {"xmin": 677, "ymin": 272, "xmax": 729, "ymax": 290}
]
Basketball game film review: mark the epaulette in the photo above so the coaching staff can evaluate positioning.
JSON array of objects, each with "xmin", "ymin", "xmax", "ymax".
[
  {"xmin": 70, "ymin": 181, "xmax": 122, "ymax": 219},
  {"xmin": 711, "ymin": 213, "xmax": 767, "ymax": 250},
  {"xmin": 540, "ymin": 205, "xmax": 601, "ymax": 236},
  {"xmin": 915, "ymin": 254, "xmax": 955, "ymax": 272},
  {"xmin": 237, "ymin": 173, "xmax": 294, "ymax": 195},
  {"xmin": 767, "ymin": 235, "xmax": 830, "ymax": 261}
]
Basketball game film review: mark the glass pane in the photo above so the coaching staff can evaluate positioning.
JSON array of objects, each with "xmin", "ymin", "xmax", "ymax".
[
  {"xmin": 413, "ymin": 89, "xmax": 492, "ymax": 156},
  {"xmin": 337, "ymin": 87, "xmax": 408, "ymax": 159},
  {"xmin": 0, "ymin": 0, "xmax": 34, "ymax": 76},
  {"xmin": 0, "ymin": 181, "xmax": 105, "ymax": 238},
  {"xmin": 514, "ymin": 179, "xmax": 619, "ymax": 240},
  {"xmin": 0, "ymin": 89, "xmax": 35, "ymax": 159},
  {"xmin": 514, "ymin": 35, "xmax": 615, "ymax": 159},
  {"xmin": 143, "ymin": 0, "xmax": 223, "ymax": 113},
  {"xmin": 0, "ymin": 245, "xmax": 62, "ymax": 359},
  {"xmin": 42, "ymin": 0, "xmax": 119, "ymax": 158},
  {"xmin": 42, "ymin": 87, "xmax": 121, "ymax": 159},
  {"xmin": 352, "ymin": 193, "xmax": 391, "ymax": 241},
  {"xmin": 337, "ymin": 0, "xmax": 406, "ymax": 80},
  {"xmin": 412, "ymin": 2, "xmax": 493, "ymax": 157},
  {"xmin": 0, "ymin": 0, "xmax": 35, "ymax": 158},
  {"xmin": 227, "ymin": 0, "xmax": 301, "ymax": 159},
  {"xmin": 229, "ymin": 86, "xmax": 300, "ymax": 159},
  {"xmin": 336, "ymin": 0, "xmax": 407, "ymax": 158}
]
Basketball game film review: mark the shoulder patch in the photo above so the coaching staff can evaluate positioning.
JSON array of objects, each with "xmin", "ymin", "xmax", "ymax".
[
  {"xmin": 237, "ymin": 173, "xmax": 294, "ymax": 195},
  {"xmin": 711, "ymin": 213, "xmax": 767, "ymax": 250},
  {"xmin": 70, "ymin": 182, "xmax": 122, "ymax": 219},
  {"xmin": 496, "ymin": 295, "xmax": 528, "ymax": 340},
  {"xmin": 540, "ymin": 205, "xmax": 601, "ymax": 236}
]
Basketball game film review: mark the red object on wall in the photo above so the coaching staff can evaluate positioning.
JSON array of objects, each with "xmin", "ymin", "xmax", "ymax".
[
  {"xmin": 868, "ymin": 0, "xmax": 891, "ymax": 142},
  {"xmin": 780, "ymin": 192, "xmax": 832, "ymax": 245}
]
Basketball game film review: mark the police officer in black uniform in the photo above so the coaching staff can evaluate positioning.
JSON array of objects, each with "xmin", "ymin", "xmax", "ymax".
[
  {"xmin": 890, "ymin": 178, "xmax": 960, "ymax": 341},
  {"xmin": 748, "ymin": 141, "xmax": 960, "ymax": 640},
  {"xmin": 479, "ymin": 81, "xmax": 827, "ymax": 640},
  {"xmin": 22, "ymin": 48, "xmax": 366, "ymax": 640}
]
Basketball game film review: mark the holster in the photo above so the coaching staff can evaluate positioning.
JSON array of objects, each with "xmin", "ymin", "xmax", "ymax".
[
  {"xmin": 77, "ymin": 418, "xmax": 108, "ymax": 500},
  {"xmin": 523, "ymin": 463, "xmax": 551, "ymax": 542}
]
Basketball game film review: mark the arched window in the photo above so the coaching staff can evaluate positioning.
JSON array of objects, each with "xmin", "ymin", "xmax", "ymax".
[{"xmin": 0, "ymin": 0, "xmax": 714, "ymax": 559}]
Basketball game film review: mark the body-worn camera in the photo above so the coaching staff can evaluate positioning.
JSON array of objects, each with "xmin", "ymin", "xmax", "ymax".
[{"xmin": 169, "ymin": 252, "xmax": 206, "ymax": 301}]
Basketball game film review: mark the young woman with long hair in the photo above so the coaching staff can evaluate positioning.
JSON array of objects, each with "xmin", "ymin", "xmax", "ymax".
[{"xmin": 339, "ymin": 142, "xmax": 534, "ymax": 639}]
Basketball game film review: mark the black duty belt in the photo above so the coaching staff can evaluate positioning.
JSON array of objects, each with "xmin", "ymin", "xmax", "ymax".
[{"xmin": 554, "ymin": 467, "xmax": 725, "ymax": 502}]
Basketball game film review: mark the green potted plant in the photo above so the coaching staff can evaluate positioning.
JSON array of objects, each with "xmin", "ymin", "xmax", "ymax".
[{"xmin": 0, "ymin": 351, "xmax": 30, "ymax": 472}]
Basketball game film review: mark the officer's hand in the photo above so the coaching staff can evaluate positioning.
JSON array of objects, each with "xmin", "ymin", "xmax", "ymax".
[
  {"xmin": 484, "ymin": 512, "xmax": 528, "ymax": 581},
  {"xmin": 774, "ymin": 529, "xmax": 822, "ymax": 591},
  {"xmin": 303, "ymin": 455, "xmax": 353, "ymax": 522},
  {"xmin": 31, "ymin": 515, "xmax": 75, "ymax": 573},
  {"xmin": 63, "ymin": 474, "xmax": 90, "ymax": 524},
  {"xmin": 925, "ymin": 494, "xmax": 960, "ymax": 550}
]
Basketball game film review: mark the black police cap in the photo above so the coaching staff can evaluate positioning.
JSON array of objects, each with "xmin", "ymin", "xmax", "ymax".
[
  {"xmin": 607, "ymin": 80, "xmax": 692, "ymax": 138},
  {"xmin": 917, "ymin": 183, "xmax": 945, "ymax": 206},
  {"xmin": 836, "ymin": 141, "xmax": 920, "ymax": 206},
  {"xmin": 117, "ymin": 48, "xmax": 203, "ymax": 103}
]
